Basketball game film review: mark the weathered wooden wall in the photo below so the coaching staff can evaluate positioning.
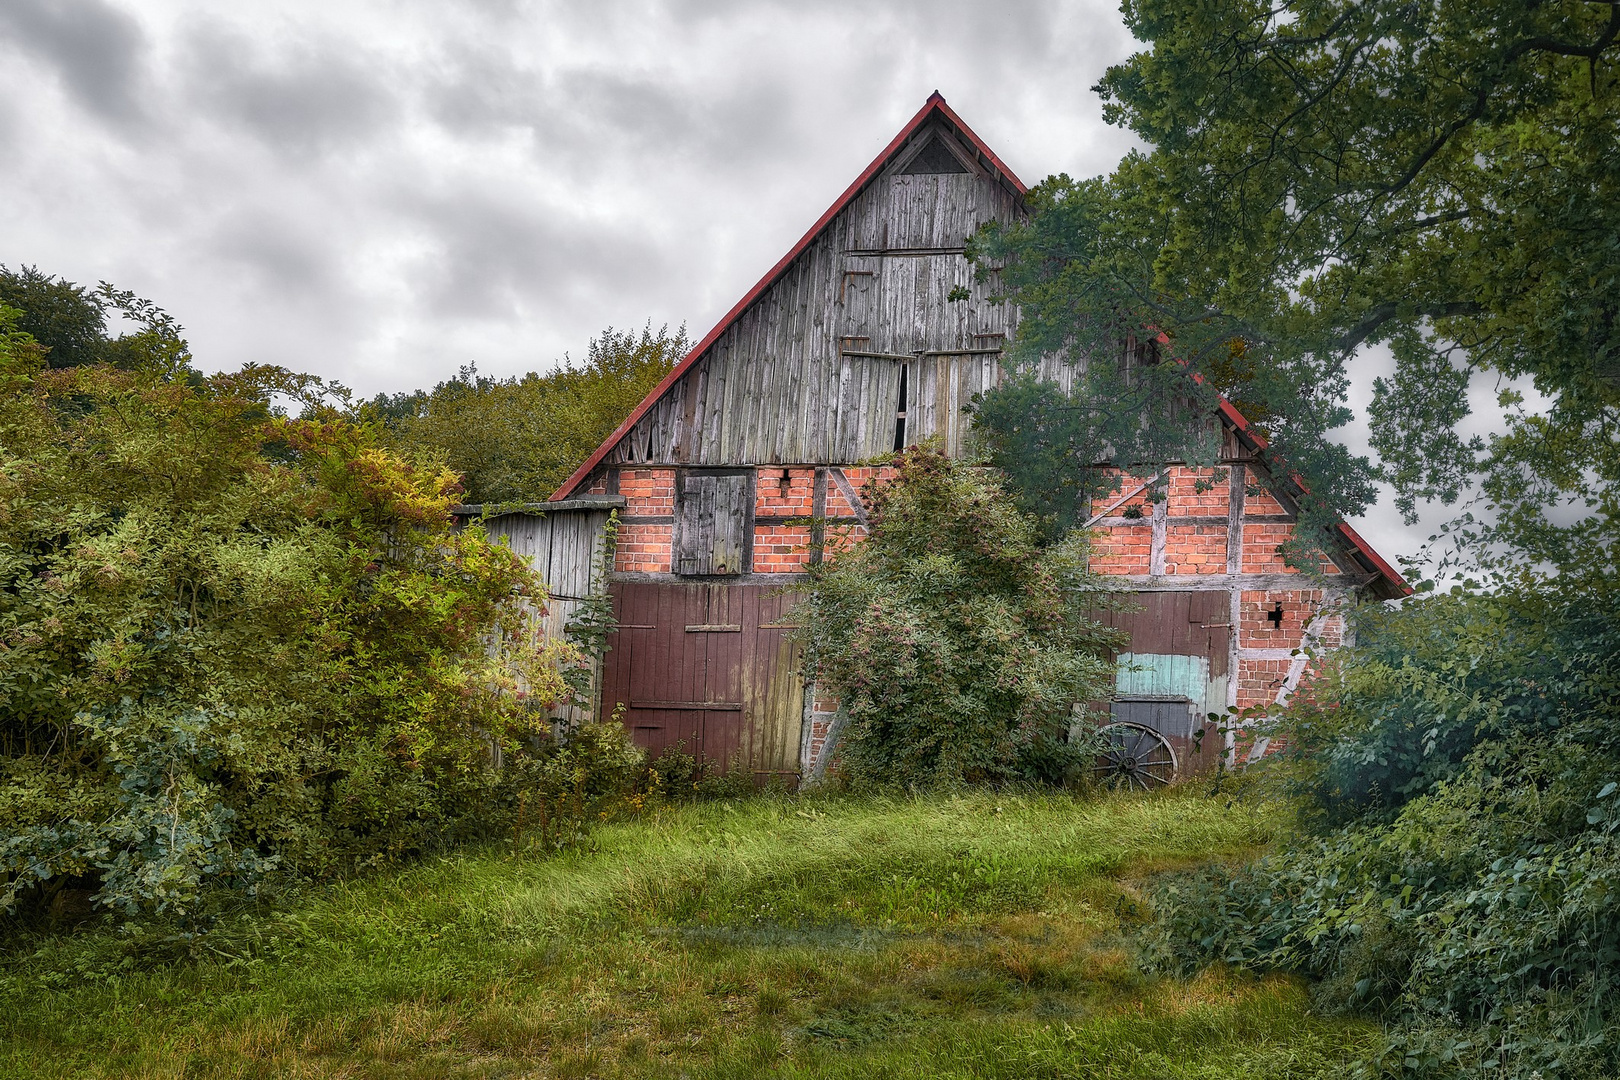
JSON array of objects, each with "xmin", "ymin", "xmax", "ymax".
[
  {"xmin": 470, "ymin": 497, "xmax": 624, "ymax": 727},
  {"xmin": 603, "ymin": 122, "xmax": 1024, "ymax": 468}
]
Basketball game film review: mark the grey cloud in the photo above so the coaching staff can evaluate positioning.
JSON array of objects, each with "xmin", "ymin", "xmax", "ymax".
[
  {"xmin": 400, "ymin": 186, "xmax": 669, "ymax": 322},
  {"xmin": 659, "ymin": 0, "xmax": 1072, "ymax": 60},
  {"xmin": 0, "ymin": 0, "xmax": 148, "ymax": 124},
  {"xmin": 556, "ymin": 67, "xmax": 797, "ymax": 165},
  {"xmin": 207, "ymin": 209, "xmax": 336, "ymax": 296},
  {"xmin": 425, "ymin": 50, "xmax": 797, "ymax": 174},
  {"xmin": 428, "ymin": 45, "xmax": 550, "ymax": 134},
  {"xmin": 182, "ymin": 25, "xmax": 399, "ymax": 158}
]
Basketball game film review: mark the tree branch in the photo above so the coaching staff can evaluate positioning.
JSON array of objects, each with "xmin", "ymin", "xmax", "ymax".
[{"xmin": 1336, "ymin": 301, "xmax": 1486, "ymax": 354}]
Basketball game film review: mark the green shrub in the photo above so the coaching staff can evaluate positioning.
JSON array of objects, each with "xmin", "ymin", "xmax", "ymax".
[
  {"xmin": 797, "ymin": 446, "xmax": 1125, "ymax": 788},
  {"xmin": 1147, "ymin": 590, "xmax": 1620, "ymax": 1078},
  {"xmin": 507, "ymin": 720, "xmax": 649, "ymax": 850},
  {"xmin": 0, "ymin": 311, "xmax": 582, "ymax": 918}
]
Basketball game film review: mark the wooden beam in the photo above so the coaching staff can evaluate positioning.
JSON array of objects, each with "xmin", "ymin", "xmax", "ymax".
[
  {"xmin": 1149, "ymin": 496, "xmax": 1167, "ymax": 576},
  {"xmin": 1226, "ymin": 464, "xmax": 1246, "ymax": 574},
  {"xmin": 829, "ymin": 468, "xmax": 870, "ymax": 528},
  {"xmin": 1082, "ymin": 471, "xmax": 1162, "ymax": 528},
  {"xmin": 810, "ymin": 467, "xmax": 828, "ymax": 564}
]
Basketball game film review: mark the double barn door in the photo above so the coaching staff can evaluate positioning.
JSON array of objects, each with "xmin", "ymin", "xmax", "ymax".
[{"xmin": 599, "ymin": 582, "xmax": 803, "ymax": 781}]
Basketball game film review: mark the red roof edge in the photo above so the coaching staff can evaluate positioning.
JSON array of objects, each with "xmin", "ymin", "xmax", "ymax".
[
  {"xmin": 1335, "ymin": 522, "xmax": 1411, "ymax": 596},
  {"xmin": 1218, "ymin": 389, "xmax": 1409, "ymax": 596},
  {"xmin": 550, "ymin": 92, "xmax": 1026, "ymax": 500}
]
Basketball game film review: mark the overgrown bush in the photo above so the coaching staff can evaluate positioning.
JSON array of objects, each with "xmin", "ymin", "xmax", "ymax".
[
  {"xmin": 0, "ymin": 306, "xmax": 583, "ymax": 918},
  {"xmin": 1147, "ymin": 589, "xmax": 1620, "ymax": 1078},
  {"xmin": 797, "ymin": 446, "xmax": 1124, "ymax": 788}
]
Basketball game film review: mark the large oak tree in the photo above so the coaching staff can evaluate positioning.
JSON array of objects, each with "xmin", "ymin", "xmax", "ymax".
[{"xmin": 972, "ymin": 0, "xmax": 1620, "ymax": 581}]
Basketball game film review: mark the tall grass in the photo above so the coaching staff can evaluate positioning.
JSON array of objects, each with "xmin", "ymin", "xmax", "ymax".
[{"xmin": 0, "ymin": 788, "xmax": 1370, "ymax": 1078}]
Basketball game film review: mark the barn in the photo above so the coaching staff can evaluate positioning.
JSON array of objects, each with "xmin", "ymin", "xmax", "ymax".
[{"xmin": 466, "ymin": 92, "xmax": 1408, "ymax": 784}]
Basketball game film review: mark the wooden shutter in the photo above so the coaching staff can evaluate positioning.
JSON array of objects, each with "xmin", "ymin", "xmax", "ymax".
[{"xmin": 673, "ymin": 469, "xmax": 753, "ymax": 576}]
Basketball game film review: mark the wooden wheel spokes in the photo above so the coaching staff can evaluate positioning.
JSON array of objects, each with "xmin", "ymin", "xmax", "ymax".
[{"xmin": 1093, "ymin": 721, "xmax": 1178, "ymax": 791}]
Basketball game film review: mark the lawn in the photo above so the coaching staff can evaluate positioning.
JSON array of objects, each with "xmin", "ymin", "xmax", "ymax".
[{"xmin": 0, "ymin": 789, "xmax": 1373, "ymax": 1078}]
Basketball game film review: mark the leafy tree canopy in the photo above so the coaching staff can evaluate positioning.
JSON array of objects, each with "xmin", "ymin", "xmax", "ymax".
[
  {"xmin": 0, "ymin": 265, "xmax": 193, "ymax": 375},
  {"xmin": 364, "ymin": 323, "xmax": 688, "ymax": 504},
  {"xmin": 971, "ymin": 0, "xmax": 1620, "ymax": 581}
]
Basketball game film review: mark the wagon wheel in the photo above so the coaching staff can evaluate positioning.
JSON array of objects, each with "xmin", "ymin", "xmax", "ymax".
[{"xmin": 1093, "ymin": 722, "xmax": 1177, "ymax": 791}]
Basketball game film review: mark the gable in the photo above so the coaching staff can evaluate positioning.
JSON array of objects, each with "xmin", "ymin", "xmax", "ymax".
[
  {"xmin": 551, "ymin": 93, "xmax": 1026, "ymax": 495},
  {"xmin": 549, "ymin": 94, "xmax": 1408, "ymax": 597}
]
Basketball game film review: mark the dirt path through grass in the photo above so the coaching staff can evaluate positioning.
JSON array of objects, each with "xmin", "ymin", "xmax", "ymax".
[{"xmin": 1, "ymin": 789, "xmax": 1372, "ymax": 1078}]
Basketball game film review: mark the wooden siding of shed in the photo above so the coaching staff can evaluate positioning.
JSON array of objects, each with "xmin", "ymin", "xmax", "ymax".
[{"xmin": 479, "ymin": 508, "xmax": 615, "ymax": 727}]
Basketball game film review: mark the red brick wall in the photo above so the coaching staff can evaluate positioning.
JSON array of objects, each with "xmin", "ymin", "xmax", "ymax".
[
  {"xmin": 1167, "ymin": 466, "xmax": 1228, "ymax": 515},
  {"xmin": 1090, "ymin": 525, "xmax": 1152, "ymax": 574},
  {"xmin": 1244, "ymin": 468, "xmax": 1286, "ymax": 514},
  {"xmin": 587, "ymin": 462, "xmax": 1347, "ymax": 596},
  {"xmin": 1163, "ymin": 524, "xmax": 1227, "ymax": 575},
  {"xmin": 1232, "ymin": 587, "xmax": 1345, "ymax": 710},
  {"xmin": 754, "ymin": 467, "xmax": 817, "ymax": 517},
  {"xmin": 754, "ymin": 525, "xmax": 814, "ymax": 573},
  {"xmin": 1239, "ymin": 522, "xmax": 1294, "ymax": 573},
  {"xmin": 614, "ymin": 469, "xmax": 676, "ymax": 574}
]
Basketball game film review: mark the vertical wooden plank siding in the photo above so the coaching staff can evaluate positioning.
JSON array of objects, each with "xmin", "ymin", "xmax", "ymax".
[
  {"xmin": 602, "ymin": 121, "xmax": 1022, "ymax": 470},
  {"xmin": 476, "ymin": 507, "xmax": 616, "ymax": 727}
]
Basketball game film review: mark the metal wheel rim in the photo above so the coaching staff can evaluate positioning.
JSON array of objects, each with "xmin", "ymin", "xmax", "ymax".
[{"xmin": 1093, "ymin": 721, "xmax": 1177, "ymax": 791}]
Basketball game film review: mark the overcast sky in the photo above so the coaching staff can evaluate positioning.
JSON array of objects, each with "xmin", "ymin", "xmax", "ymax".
[{"xmin": 0, "ymin": 0, "xmax": 1492, "ymax": 573}]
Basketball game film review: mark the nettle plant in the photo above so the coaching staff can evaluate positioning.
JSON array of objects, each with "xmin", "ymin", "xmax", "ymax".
[{"xmin": 798, "ymin": 447, "xmax": 1126, "ymax": 788}]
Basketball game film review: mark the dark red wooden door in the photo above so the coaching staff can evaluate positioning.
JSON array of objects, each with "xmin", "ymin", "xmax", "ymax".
[{"xmin": 599, "ymin": 582, "xmax": 803, "ymax": 778}]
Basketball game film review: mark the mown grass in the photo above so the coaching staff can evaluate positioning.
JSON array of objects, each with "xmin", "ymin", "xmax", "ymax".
[{"xmin": 0, "ymin": 788, "xmax": 1373, "ymax": 1078}]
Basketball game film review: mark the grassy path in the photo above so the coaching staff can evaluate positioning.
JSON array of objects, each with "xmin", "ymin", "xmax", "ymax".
[{"xmin": 1, "ymin": 789, "xmax": 1371, "ymax": 1078}]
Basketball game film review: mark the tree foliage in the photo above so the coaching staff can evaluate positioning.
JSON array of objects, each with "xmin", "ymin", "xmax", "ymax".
[
  {"xmin": 0, "ymin": 305, "xmax": 585, "ymax": 916},
  {"xmin": 0, "ymin": 266, "xmax": 193, "ymax": 373},
  {"xmin": 971, "ymin": 0, "xmax": 1620, "ymax": 577},
  {"xmin": 366, "ymin": 323, "xmax": 688, "ymax": 504},
  {"xmin": 797, "ymin": 448, "xmax": 1125, "ymax": 788},
  {"xmin": 1149, "ymin": 589, "xmax": 1620, "ymax": 1077}
]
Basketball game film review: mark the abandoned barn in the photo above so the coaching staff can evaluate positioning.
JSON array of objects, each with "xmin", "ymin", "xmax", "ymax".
[{"xmin": 466, "ymin": 92, "xmax": 1408, "ymax": 783}]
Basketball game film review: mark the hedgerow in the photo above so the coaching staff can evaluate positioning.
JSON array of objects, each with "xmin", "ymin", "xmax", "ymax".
[
  {"xmin": 0, "ymin": 306, "xmax": 589, "ymax": 918},
  {"xmin": 1146, "ymin": 590, "xmax": 1620, "ymax": 1078}
]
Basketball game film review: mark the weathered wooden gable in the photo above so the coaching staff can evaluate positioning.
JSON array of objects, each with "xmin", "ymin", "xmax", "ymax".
[{"xmin": 597, "ymin": 116, "xmax": 1024, "ymax": 470}]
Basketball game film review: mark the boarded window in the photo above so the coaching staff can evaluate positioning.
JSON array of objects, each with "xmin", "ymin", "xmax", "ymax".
[{"xmin": 673, "ymin": 469, "xmax": 753, "ymax": 576}]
